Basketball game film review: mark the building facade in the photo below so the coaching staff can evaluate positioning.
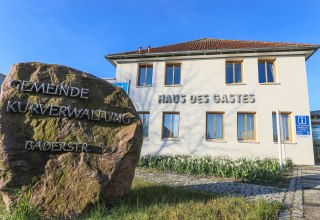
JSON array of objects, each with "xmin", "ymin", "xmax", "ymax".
[
  {"xmin": 106, "ymin": 38, "xmax": 319, "ymax": 165},
  {"xmin": 311, "ymin": 110, "xmax": 320, "ymax": 164},
  {"xmin": 0, "ymin": 73, "xmax": 5, "ymax": 93}
]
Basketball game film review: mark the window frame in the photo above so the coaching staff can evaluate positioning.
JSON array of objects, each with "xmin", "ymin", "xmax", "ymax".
[
  {"xmin": 272, "ymin": 112, "xmax": 293, "ymax": 143},
  {"xmin": 138, "ymin": 111, "xmax": 150, "ymax": 139},
  {"xmin": 237, "ymin": 112, "xmax": 257, "ymax": 141},
  {"xmin": 162, "ymin": 112, "xmax": 180, "ymax": 139},
  {"xmin": 165, "ymin": 63, "xmax": 181, "ymax": 86},
  {"xmin": 258, "ymin": 59, "xmax": 277, "ymax": 84},
  {"xmin": 206, "ymin": 112, "xmax": 225, "ymax": 141},
  {"xmin": 137, "ymin": 64, "xmax": 153, "ymax": 87},
  {"xmin": 225, "ymin": 60, "xmax": 243, "ymax": 84}
]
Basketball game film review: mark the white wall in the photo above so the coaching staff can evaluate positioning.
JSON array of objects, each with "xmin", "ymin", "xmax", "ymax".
[{"xmin": 115, "ymin": 54, "xmax": 314, "ymax": 165}]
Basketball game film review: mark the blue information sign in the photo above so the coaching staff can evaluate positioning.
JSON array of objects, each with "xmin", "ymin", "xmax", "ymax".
[
  {"xmin": 295, "ymin": 115, "xmax": 311, "ymax": 135},
  {"xmin": 112, "ymin": 81, "xmax": 130, "ymax": 95}
]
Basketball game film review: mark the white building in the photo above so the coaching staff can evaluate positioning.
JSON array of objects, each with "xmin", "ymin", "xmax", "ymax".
[
  {"xmin": 106, "ymin": 38, "xmax": 319, "ymax": 165},
  {"xmin": 0, "ymin": 73, "xmax": 6, "ymax": 93},
  {"xmin": 312, "ymin": 110, "xmax": 320, "ymax": 164},
  {"xmin": 0, "ymin": 73, "xmax": 5, "ymax": 85}
]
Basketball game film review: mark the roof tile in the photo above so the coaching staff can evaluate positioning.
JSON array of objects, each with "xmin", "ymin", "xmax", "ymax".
[{"xmin": 108, "ymin": 38, "xmax": 318, "ymax": 56}]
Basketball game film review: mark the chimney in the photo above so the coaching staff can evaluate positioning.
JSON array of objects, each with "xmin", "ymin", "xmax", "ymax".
[
  {"xmin": 147, "ymin": 46, "xmax": 151, "ymax": 53},
  {"xmin": 138, "ymin": 47, "xmax": 142, "ymax": 53}
]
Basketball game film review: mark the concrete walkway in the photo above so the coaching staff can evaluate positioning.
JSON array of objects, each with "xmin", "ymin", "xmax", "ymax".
[{"xmin": 301, "ymin": 166, "xmax": 320, "ymax": 220}]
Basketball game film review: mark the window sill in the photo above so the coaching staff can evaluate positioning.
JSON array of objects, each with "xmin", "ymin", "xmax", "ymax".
[
  {"xmin": 238, "ymin": 140, "xmax": 260, "ymax": 144},
  {"xmin": 162, "ymin": 138, "xmax": 181, "ymax": 142},
  {"xmin": 143, "ymin": 138, "xmax": 150, "ymax": 141},
  {"xmin": 136, "ymin": 85, "xmax": 153, "ymax": 88},
  {"xmin": 206, "ymin": 139, "xmax": 227, "ymax": 143},
  {"xmin": 226, "ymin": 83, "xmax": 246, "ymax": 86},
  {"xmin": 164, "ymin": 84, "xmax": 182, "ymax": 87},
  {"xmin": 274, "ymin": 142, "xmax": 297, "ymax": 144},
  {"xmin": 260, "ymin": 83, "xmax": 281, "ymax": 85}
]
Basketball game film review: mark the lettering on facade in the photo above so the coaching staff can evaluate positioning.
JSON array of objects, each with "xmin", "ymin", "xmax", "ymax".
[{"xmin": 158, "ymin": 93, "xmax": 255, "ymax": 104}]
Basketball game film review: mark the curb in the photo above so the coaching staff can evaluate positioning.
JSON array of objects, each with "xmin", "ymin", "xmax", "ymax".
[{"xmin": 279, "ymin": 168, "xmax": 303, "ymax": 219}]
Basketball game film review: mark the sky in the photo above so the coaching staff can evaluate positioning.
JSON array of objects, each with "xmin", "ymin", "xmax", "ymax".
[{"xmin": 0, "ymin": 0, "xmax": 319, "ymax": 110}]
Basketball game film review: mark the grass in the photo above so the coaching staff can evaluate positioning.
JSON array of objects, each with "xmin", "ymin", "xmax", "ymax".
[
  {"xmin": 138, "ymin": 155, "xmax": 293, "ymax": 184},
  {"xmin": 79, "ymin": 179, "xmax": 283, "ymax": 220},
  {"xmin": 0, "ymin": 171, "xmax": 286, "ymax": 219},
  {"xmin": 1, "ymin": 187, "xmax": 40, "ymax": 220},
  {"xmin": 0, "ymin": 179, "xmax": 283, "ymax": 219}
]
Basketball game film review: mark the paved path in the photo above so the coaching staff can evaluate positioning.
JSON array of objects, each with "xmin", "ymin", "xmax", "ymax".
[
  {"xmin": 135, "ymin": 168, "xmax": 309, "ymax": 219},
  {"xmin": 280, "ymin": 169, "xmax": 303, "ymax": 219},
  {"xmin": 135, "ymin": 169, "xmax": 287, "ymax": 202},
  {"xmin": 301, "ymin": 166, "xmax": 320, "ymax": 220},
  {"xmin": 136, "ymin": 167, "xmax": 320, "ymax": 219}
]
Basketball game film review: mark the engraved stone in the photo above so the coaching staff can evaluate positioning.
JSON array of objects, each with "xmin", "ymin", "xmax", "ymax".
[{"xmin": 0, "ymin": 62, "xmax": 143, "ymax": 219}]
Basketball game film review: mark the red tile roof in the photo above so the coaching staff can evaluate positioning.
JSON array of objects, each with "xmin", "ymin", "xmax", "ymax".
[{"xmin": 107, "ymin": 38, "xmax": 319, "ymax": 56}]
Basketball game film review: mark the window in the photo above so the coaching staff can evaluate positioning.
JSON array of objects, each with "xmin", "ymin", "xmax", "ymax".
[
  {"xmin": 238, "ymin": 113, "xmax": 256, "ymax": 140},
  {"xmin": 165, "ymin": 64, "xmax": 181, "ymax": 85},
  {"xmin": 258, "ymin": 60, "xmax": 275, "ymax": 83},
  {"xmin": 206, "ymin": 113, "xmax": 224, "ymax": 140},
  {"xmin": 226, "ymin": 61, "xmax": 242, "ymax": 84},
  {"xmin": 162, "ymin": 112, "xmax": 179, "ymax": 139},
  {"xmin": 272, "ymin": 112, "xmax": 292, "ymax": 142},
  {"xmin": 138, "ymin": 65, "xmax": 153, "ymax": 86},
  {"xmin": 139, "ymin": 112, "xmax": 150, "ymax": 138}
]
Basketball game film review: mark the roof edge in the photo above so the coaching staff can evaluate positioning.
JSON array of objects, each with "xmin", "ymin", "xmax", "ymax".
[
  {"xmin": 306, "ymin": 47, "xmax": 319, "ymax": 60},
  {"xmin": 105, "ymin": 45, "xmax": 320, "ymax": 64},
  {"xmin": 105, "ymin": 55, "xmax": 117, "ymax": 67}
]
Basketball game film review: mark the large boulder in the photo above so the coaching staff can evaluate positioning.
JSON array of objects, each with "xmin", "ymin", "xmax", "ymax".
[{"xmin": 0, "ymin": 62, "xmax": 143, "ymax": 218}]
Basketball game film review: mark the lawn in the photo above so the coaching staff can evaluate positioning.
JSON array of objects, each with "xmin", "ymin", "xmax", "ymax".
[
  {"xmin": 79, "ymin": 179, "xmax": 283, "ymax": 220},
  {"xmin": 0, "ymin": 179, "xmax": 283, "ymax": 219}
]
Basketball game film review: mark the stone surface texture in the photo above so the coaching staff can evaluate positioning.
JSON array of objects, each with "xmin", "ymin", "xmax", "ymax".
[{"xmin": 0, "ymin": 62, "xmax": 143, "ymax": 219}]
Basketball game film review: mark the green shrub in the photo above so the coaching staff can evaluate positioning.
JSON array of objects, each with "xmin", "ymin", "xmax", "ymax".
[
  {"xmin": 138, "ymin": 155, "xmax": 293, "ymax": 183},
  {"xmin": 3, "ymin": 187, "xmax": 40, "ymax": 220}
]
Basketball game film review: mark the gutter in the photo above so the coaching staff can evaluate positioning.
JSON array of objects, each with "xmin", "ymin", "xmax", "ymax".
[
  {"xmin": 306, "ymin": 47, "xmax": 319, "ymax": 60},
  {"xmin": 105, "ymin": 45, "xmax": 320, "ymax": 66},
  {"xmin": 105, "ymin": 56, "xmax": 117, "ymax": 67}
]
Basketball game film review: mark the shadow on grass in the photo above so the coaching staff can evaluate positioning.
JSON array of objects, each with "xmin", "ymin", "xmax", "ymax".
[{"xmin": 79, "ymin": 180, "xmax": 283, "ymax": 220}]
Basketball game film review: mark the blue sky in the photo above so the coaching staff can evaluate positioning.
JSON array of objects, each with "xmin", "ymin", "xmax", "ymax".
[{"xmin": 0, "ymin": 0, "xmax": 319, "ymax": 110}]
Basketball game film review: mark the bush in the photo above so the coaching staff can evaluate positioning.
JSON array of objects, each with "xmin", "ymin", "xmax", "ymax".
[{"xmin": 138, "ymin": 155, "xmax": 293, "ymax": 183}]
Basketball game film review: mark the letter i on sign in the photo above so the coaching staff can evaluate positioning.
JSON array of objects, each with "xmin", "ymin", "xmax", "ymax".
[{"xmin": 298, "ymin": 116, "xmax": 307, "ymax": 125}]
